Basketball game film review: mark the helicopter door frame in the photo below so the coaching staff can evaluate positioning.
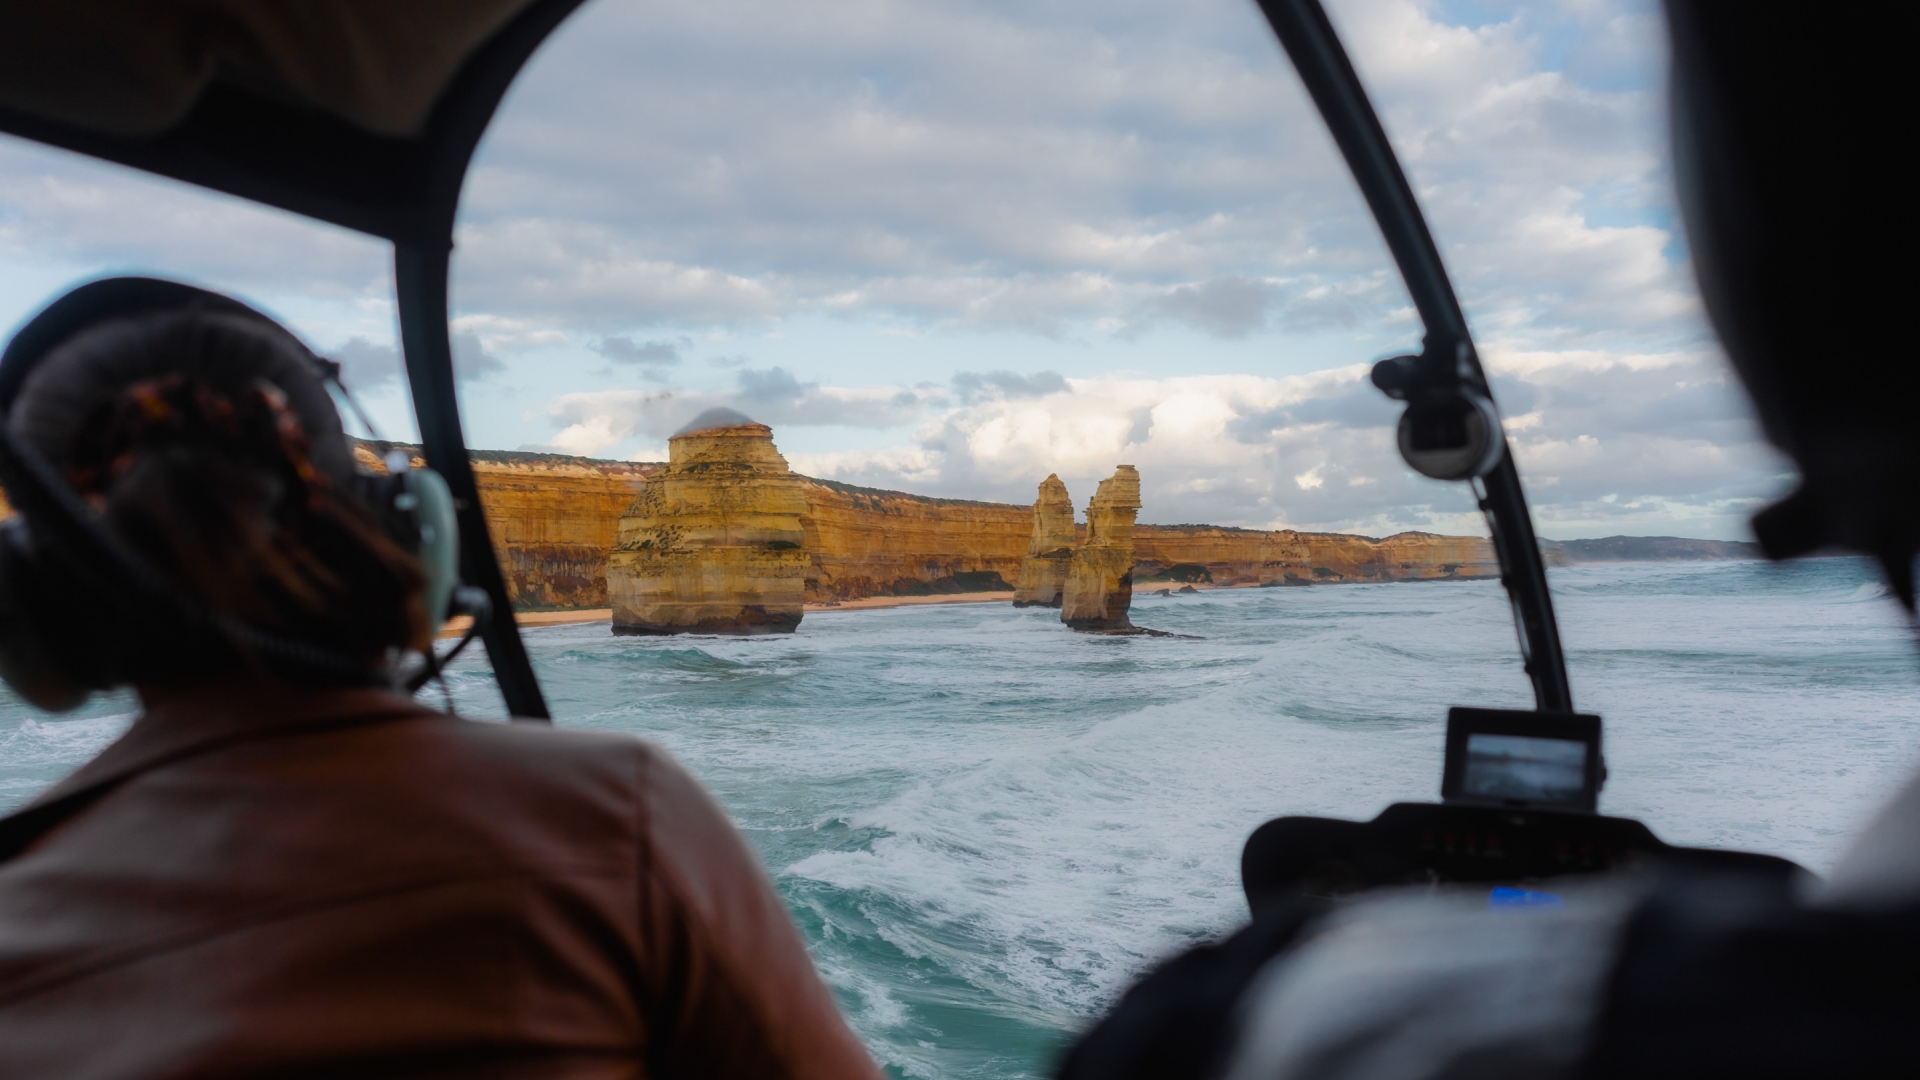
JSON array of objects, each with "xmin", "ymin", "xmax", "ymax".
[
  {"xmin": 1256, "ymin": 0, "xmax": 1574, "ymax": 712},
  {"xmin": 0, "ymin": 1, "xmax": 594, "ymax": 721}
]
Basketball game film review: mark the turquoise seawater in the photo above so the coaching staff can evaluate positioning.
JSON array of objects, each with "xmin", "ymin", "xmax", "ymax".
[{"xmin": 4, "ymin": 558, "xmax": 1917, "ymax": 1078}]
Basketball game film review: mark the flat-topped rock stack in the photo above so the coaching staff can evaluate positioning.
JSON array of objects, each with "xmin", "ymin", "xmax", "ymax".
[
  {"xmin": 1011, "ymin": 474, "xmax": 1077, "ymax": 608},
  {"xmin": 606, "ymin": 409, "xmax": 808, "ymax": 634},
  {"xmin": 1060, "ymin": 465, "xmax": 1142, "ymax": 632}
]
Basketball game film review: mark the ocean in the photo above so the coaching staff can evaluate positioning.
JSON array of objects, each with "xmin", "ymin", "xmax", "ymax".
[{"xmin": 3, "ymin": 558, "xmax": 1917, "ymax": 1078}]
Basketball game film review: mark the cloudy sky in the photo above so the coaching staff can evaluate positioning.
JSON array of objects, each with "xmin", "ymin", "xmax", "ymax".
[{"xmin": 0, "ymin": 0, "xmax": 1789, "ymax": 539}]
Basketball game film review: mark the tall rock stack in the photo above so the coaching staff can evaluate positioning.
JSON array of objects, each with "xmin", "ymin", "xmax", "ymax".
[
  {"xmin": 1011, "ymin": 474, "xmax": 1076, "ymax": 607},
  {"xmin": 607, "ymin": 409, "xmax": 808, "ymax": 634},
  {"xmin": 1060, "ymin": 465, "xmax": 1142, "ymax": 631}
]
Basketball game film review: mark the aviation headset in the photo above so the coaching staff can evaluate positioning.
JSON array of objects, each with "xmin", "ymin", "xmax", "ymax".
[{"xmin": 0, "ymin": 278, "xmax": 463, "ymax": 711}]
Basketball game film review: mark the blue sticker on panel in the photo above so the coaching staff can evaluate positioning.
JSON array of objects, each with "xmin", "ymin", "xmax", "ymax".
[{"xmin": 1489, "ymin": 885, "xmax": 1564, "ymax": 908}]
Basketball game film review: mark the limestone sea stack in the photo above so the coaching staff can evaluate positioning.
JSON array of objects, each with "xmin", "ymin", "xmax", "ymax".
[
  {"xmin": 1060, "ymin": 465, "xmax": 1141, "ymax": 631},
  {"xmin": 606, "ymin": 409, "xmax": 808, "ymax": 634},
  {"xmin": 1011, "ymin": 474, "xmax": 1076, "ymax": 607}
]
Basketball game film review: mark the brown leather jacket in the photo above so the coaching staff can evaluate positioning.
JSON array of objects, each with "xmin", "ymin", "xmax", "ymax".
[{"xmin": 0, "ymin": 685, "xmax": 883, "ymax": 1079}]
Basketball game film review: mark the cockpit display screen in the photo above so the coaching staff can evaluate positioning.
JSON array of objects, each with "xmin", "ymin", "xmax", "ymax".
[
  {"xmin": 1461, "ymin": 734, "xmax": 1587, "ymax": 804},
  {"xmin": 1441, "ymin": 707, "xmax": 1603, "ymax": 812}
]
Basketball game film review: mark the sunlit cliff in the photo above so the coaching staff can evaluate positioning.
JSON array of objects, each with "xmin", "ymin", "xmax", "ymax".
[
  {"xmin": 607, "ymin": 417, "xmax": 808, "ymax": 634},
  {"xmin": 343, "ymin": 441, "xmax": 1508, "ymax": 612}
]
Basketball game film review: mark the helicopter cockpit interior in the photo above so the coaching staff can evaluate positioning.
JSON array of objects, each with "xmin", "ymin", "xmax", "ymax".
[
  {"xmin": 0, "ymin": 0, "xmax": 1912, "ymax": 1076},
  {"xmin": 0, "ymin": 0, "xmax": 1812, "ymax": 882}
]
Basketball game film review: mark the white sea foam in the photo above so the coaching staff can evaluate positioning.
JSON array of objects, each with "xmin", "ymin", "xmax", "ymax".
[
  {"xmin": 786, "ymin": 693, "xmax": 1429, "ymax": 1015},
  {"xmin": 0, "ymin": 706, "xmax": 135, "ymax": 809}
]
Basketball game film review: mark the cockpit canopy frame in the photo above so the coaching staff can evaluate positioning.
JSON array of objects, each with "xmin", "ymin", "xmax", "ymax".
[{"xmin": 0, "ymin": 0, "xmax": 1573, "ymax": 719}]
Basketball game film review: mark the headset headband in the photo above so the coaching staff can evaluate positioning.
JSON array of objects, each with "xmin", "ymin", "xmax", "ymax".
[
  {"xmin": 1, "ymin": 277, "xmax": 353, "ymax": 485},
  {"xmin": 1, "ymin": 278, "xmax": 279, "ymax": 407}
]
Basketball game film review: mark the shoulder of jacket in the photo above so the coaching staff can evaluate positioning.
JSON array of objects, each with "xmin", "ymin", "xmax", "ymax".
[{"xmin": 439, "ymin": 716, "xmax": 661, "ymax": 761}]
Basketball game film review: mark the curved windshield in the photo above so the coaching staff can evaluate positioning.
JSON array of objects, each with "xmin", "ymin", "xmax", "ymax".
[
  {"xmin": 4, "ymin": 2, "xmax": 1916, "ymax": 1078},
  {"xmin": 440, "ymin": 2, "xmax": 1522, "ymax": 1063}
]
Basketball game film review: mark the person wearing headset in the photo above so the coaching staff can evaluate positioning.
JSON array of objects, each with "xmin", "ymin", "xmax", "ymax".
[{"xmin": 0, "ymin": 280, "xmax": 883, "ymax": 1079}]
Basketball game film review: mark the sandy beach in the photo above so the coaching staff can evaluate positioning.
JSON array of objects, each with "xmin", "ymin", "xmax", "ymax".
[{"xmin": 438, "ymin": 608, "xmax": 614, "ymax": 638}]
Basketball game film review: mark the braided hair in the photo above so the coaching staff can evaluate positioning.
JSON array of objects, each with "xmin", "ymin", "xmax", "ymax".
[{"xmin": 15, "ymin": 310, "xmax": 429, "ymax": 685}]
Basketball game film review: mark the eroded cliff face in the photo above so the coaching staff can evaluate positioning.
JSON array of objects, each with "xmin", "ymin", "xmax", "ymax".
[
  {"xmin": 801, "ymin": 479, "xmax": 1027, "ymax": 601},
  {"xmin": 1132, "ymin": 526, "xmax": 1497, "ymax": 585},
  {"xmin": 1061, "ymin": 466, "xmax": 1141, "ymax": 631},
  {"xmin": 1011, "ymin": 474, "xmax": 1075, "ymax": 607},
  {"xmin": 305, "ymin": 447, "xmax": 1497, "ymax": 612},
  {"xmin": 607, "ymin": 422, "xmax": 808, "ymax": 634}
]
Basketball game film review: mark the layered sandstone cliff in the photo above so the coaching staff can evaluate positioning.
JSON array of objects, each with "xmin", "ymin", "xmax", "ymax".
[
  {"xmin": 1061, "ymin": 466, "xmax": 1141, "ymax": 631},
  {"xmin": 800, "ymin": 478, "xmax": 1027, "ymax": 601},
  {"xmin": 606, "ymin": 415, "xmax": 808, "ymax": 634},
  {"xmin": 1011, "ymin": 474, "xmax": 1076, "ymax": 607},
  {"xmin": 1132, "ymin": 526, "xmax": 1497, "ymax": 585},
  {"xmin": 326, "ymin": 445, "xmax": 1503, "ymax": 611}
]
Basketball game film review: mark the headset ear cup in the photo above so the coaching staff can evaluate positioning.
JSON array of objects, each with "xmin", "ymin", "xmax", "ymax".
[
  {"xmin": 349, "ymin": 463, "xmax": 460, "ymax": 640},
  {"xmin": 408, "ymin": 468, "xmax": 460, "ymax": 636},
  {"xmin": 0, "ymin": 518, "xmax": 92, "ymax": 712}
]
